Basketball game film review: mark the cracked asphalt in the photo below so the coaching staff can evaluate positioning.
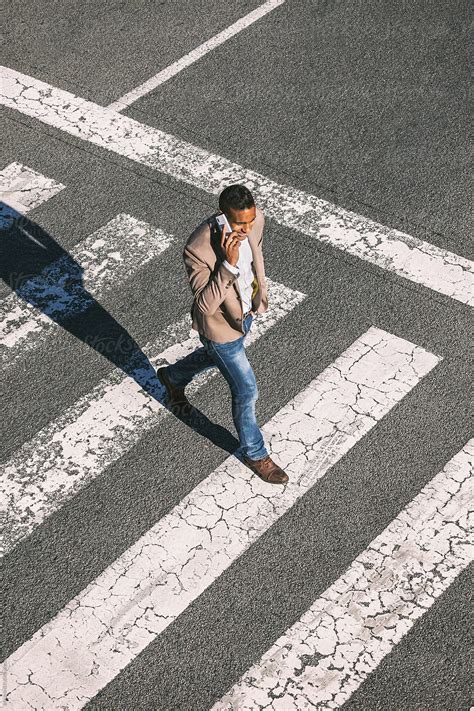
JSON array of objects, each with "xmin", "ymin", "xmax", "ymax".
[{"xmin": 1, "ymin": 0, "xmax": 472, "ymax": 709}]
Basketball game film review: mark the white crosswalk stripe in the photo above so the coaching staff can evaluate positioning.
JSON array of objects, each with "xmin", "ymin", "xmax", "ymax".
[
  {"xmin": 1, "ymin": 327, "xmax": 440, "ymax": 709},
  {"xmin": 0, "ymin": 161, "xmax": 65, "ymax": 213},
  {"xmin": 212, "ymin": 440, "xmax": 473, "ymax": 710},
  {"xmin": 1, "ymin": 279, "xmax": 306, "ymax": 556},
  {"xmin": 0, "ymin": 213, "xmax": 173, "ymax": 367},
  {"xmin": 2, "ymin": 67, "xmax": 473, "ymax": 305}
]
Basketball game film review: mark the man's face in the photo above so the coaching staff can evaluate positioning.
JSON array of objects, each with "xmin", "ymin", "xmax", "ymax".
[{"xmin": 226, "ymin": 205, "xmax": 257, "ymax": 236}]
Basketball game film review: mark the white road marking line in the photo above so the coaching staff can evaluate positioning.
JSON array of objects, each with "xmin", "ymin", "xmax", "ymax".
[
  {"xmin": 1, "ymin": 279, "xmax": 305, "ymax": 556},
  {"xmin": 0, "ymin": 213, "xmax": 173, "ymax": 368},
  {"xmin": 107, "ymin": 0, "xmax": 286, "ymax": 112},
  {"xmin": 1, "ymin": 67, "xmax": 472, "ymax": 305},
  {"xmin": 1, "ymin": 327, "xmax": 440, "ymax": 709},
  {"xmin": 213, "ymin": 441, "xmax": 473, "ymax": 711},
  {"xmin": 0, "ymin": 161, "xmax": 65, "ymax": 213}
]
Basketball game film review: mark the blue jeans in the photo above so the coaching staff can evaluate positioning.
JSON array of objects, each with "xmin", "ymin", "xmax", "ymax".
[{"xmin": 164, "ymin": 313, "xmax": 268, "ymax": 461}]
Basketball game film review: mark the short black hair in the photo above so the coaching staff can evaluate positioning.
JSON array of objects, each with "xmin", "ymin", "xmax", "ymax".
[{"xmin": 218, "ymin": 184, "xmax": 255, "ymax": 215}]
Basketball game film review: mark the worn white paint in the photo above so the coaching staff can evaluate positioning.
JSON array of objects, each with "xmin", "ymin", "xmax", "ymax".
[
  {"xmin": 2, "ymin": 68, "xmax": 472, "ymax": 305},
  {"xmin": 1, "ymin": 279, "xmax": 306, "ymax": 556},
  {"xmin": 1, "ymin": 327, "xmax": 441, "ymax": 708},
  {"xmin": 0, "ymin": 213, "xmax": 173, "ymax": 367},
  {"xmin": 0, "ymin": 161, "xmax": 65, "ymax": 213},
  {"xmin": 213, "ymin": 440, "xmax": 473, "ymax": 710},
  {"xmin": 107, "ymin": 0, "xmax": 286, "ymax": 112}
]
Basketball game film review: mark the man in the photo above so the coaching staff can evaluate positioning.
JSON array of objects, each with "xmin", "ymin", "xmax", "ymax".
[{"xmin": 157, "ymin": 184, "xmax": 288, "ymax": 484}]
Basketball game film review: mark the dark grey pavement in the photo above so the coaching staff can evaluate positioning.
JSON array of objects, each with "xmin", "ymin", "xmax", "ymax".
[{"xmin": 1, "ymin": 1, "xmax": 472, "ymax": 709}]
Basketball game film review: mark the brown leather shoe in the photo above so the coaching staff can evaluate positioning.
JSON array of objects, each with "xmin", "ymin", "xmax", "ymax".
[
  {"xmin": 157, "ymin": 366, "xmax": 189, "ymax": 407},
  {"xmin": 242, "ymin": 454, "xmax": 289, "ymax": 484}
]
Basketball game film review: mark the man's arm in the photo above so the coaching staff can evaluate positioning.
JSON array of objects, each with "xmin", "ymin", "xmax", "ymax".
[{"xmin": 183, "ymin": 243, "xmax": 239, "ymax": 316}]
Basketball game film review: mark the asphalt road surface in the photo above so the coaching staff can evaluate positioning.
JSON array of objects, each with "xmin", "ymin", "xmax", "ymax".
[{"xmin": 1, "ymin": 1, "xmax": 472, "ymax": 709}]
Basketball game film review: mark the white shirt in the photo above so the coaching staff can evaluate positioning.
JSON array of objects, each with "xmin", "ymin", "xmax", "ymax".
[{"xmin": 222, "ymin": 236, "xmax": 256, "ymax": 314}]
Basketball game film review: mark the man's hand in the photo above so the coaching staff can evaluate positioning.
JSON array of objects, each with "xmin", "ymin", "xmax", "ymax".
[{"xmin": 221, "ymin": 222, "xmax": 246, "ymax": 267}]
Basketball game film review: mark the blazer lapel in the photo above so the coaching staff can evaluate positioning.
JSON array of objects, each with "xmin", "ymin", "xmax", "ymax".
[{"xmin": 247, "ymin": 230, "xmax": 264, "ymax": 289}]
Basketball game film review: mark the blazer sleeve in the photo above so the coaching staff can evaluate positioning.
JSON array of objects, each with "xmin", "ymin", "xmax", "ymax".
[{"xmin": 183, "ymin": 242, "xmax": 240, "ymax": 316}]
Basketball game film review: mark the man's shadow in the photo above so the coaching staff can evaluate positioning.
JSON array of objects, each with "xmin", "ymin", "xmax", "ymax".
[{"xmin": 0, "ymin": 203, "xmax": 240, "ymax": 456}]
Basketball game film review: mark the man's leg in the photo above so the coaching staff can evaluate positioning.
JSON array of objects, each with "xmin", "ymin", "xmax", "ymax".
[
  {"xmin": 164, "ymin": 311, "xmax": 254, "ymax": 389},
  {"xmin": 199, "ymin": 316, "xmax": 268, "ymax": 461},
  {"xmin": 163, "ymin": 344, "xmax": 216, "ymax": 389}
]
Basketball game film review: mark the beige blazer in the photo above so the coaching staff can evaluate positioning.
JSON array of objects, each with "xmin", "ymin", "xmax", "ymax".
[{"xmin": 183, "ymin": 206, "xmax": 269, "ymax": 343}]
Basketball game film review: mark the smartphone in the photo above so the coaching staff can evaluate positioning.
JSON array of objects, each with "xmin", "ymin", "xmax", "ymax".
[{"xmin": 216, "ymin": 212, "xmax": 232, "ymax": 234}]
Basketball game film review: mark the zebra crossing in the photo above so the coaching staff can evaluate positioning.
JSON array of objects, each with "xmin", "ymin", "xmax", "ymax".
[
  {"xmin": 1, "ymin": 156, "xmax": 473, "ymax": 706},
  {"xmin": 2, "ymin": 67, "xmax": 473, "ymax": 306},
  {"xmin": 212, "ymin": 441, "xmax": 473, "ymax": 710},
  {"xmin": 2, "ymin": 315, "xmax": 458, "ymax": 708},
  {"xmin": 1, "ymin": 210, "xmax": 173, "ymax": 368},
  {"xmin": 2, "ymin": 274, "xmax": 305, "ymax": 555}
]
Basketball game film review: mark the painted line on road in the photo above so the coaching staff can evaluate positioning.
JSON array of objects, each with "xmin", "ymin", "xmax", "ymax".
[
  {"xmin": 0, "ymin": 161, "xmax": 65, "ymax": 214},
  {"xmin": 1, "ymin": 279, "xmax": 306, "ymax": 556},
  {"xmin": 107, "ymin": 0, "xmax": 286, "ymax": 112},
  {"xmin": 1, "ymin": 327, "xmax": 441, "ymax": 708},
  {"xmin": 0, "ymin": 213, "xmax": 174, "ymax": 368},
  {"xmin": 1, "ymin": 67, "xmax": 472, "ymax": 305},
  {"xmin": 213, "ymin": 440, "xmax": 473, "ymax": 710}
]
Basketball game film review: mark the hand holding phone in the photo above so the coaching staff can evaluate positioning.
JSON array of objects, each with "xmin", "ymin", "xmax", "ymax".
[{"xmin": 216, "ymin": 213, "xmax": 246, "ymax": 267}]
